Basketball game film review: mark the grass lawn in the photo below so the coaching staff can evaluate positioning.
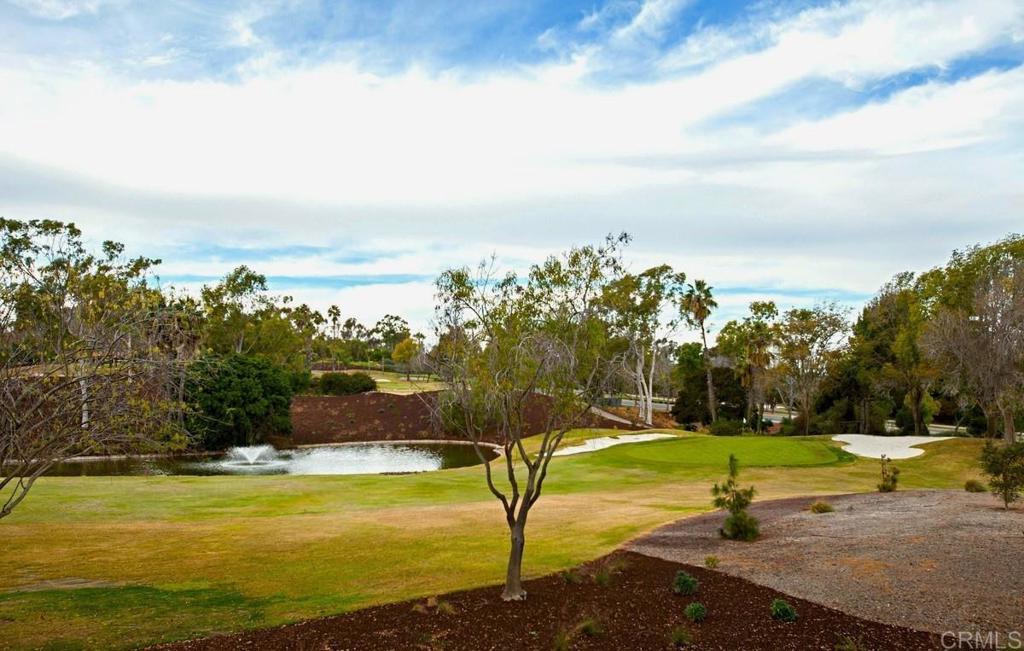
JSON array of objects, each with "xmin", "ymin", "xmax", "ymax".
[{"xmin": 0, "ymin": 432, "xmax": 984, "ymax": 650}]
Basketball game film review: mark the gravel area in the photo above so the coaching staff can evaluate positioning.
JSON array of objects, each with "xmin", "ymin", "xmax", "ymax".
[{"xmin": 629, "ymin": 490, "xmax": 1024, "ymax": 635}]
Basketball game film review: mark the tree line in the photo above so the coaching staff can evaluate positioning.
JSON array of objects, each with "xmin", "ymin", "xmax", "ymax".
[{"xmin": 669, "ymin": 234, "xmax": 1023, "ymax": 443}]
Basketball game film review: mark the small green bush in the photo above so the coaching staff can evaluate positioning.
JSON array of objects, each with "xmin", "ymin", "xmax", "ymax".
[
  {"xmin": 809, "ymin": 500, "xmax": 834, "ymax": 514},
  {"xmin": 593, "ymin": 557, "xmax": 628, "ymax": 586},
  {"xmin": 835, "ymin": 635, "xmax": 867, "ymax": 651},
  {"xmin": 712, "ymin": 454, "xmax": 760, "ymax": 541},
  {"xmin": 770, "ymin": 598, "xmax": 798, "ymax": 622},
  {"xmin": 672, "ymin": 570, "xmax": 699, "ymax": 596},
  {"xmin": 721, "ymin": 510, "xmax": 760, "ymax": 541},
  {"xmin": 683, "ymin": 602, "xmax": 707, "ymax": 623},
  {"xmin": 669, "ymin": 625, "xmax": 693, "ymax": 648},
  {"xmin": 964, "ymin": 479, "xmax": 987, "ymax": 493},
  {"xmin": 319, "ymin": 371, "xmax": 378, "ymax": 395},
  {"xmin": 877, "ymin": 455, "xmax": 900, "ymax": 492},
  {"xmin": 577, "ymin": 617, "xmax": 602, "ymax": 637},
  {"xmin": 980, "ymin": 442, "xmax": 1024, "ymax": 509},
  {"xmin": 561, "ymin": 569, "xmax": 584, "ymax": 584},
  {"xmin": 708, "ymin": 418, "xmax": 745, "ymax": 436},
  {"xmin": 703, "ymin": 555, "xmax": 719, "ymax": 569}
]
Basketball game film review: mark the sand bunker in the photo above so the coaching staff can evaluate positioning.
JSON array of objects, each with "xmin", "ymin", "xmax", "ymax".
[
  {"xmin": 832, "ymin": 434, "xmax": 951, "ymax": 459},
  {"xmin": 553, "ymin": 433, "xmax": 675, "ymax": 456}
]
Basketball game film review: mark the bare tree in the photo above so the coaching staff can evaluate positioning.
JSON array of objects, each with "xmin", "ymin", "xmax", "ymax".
[
  {"xmin": 0, "ymin": 220, "xmax": 188, "ymax": 520},
  {"xmin": 924, "ymin": 262, "xmax": 1024, "ymax": 443},
  {"xmin": 430, "ymin": 235, "xmax": 627, "ymax": 601}
]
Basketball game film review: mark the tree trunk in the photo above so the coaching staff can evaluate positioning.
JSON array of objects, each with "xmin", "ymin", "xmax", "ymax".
[
  {"xmin": 700, "ymin": 324, "xmax": 717, "ymax": 423},
  {"xmin": 1002, "ymin": 407, "xmax": 1017, "ymax": 444},
  {"xmin": 802, "ymin": 392, "xmax": 811, "ymax": 436},
  {"xmin": 910, "ymin": 388, "xmax": 921, "ymax": 437},
  {"xmin": 645, "ymin": 344, "xmax": 656, "ymax": 425},
  {"xmin": 501, "ymin": 523, "xmax": 527, "ymax": 601}
]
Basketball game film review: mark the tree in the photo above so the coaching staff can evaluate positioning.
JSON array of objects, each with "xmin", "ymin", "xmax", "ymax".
[
  {"xmin": 200, "ymin": 266, "xmax": 270, "ymax": 355},
  {"xmin": 372, "ymin": 314, "xmax": 410, "ymax": 350},
  {"xmin": 290, "ymin": 303, "xmax": 325, "ymax": 371},
  {"xmin": 716, "ymin": 301, "xmax": 778, "ymax": 433},
  {"xmin": 603, "ymin": 265, "xmax": 686, "ymax": 425},
  {"xmin": 431, "ymin": 235, "xmax": 627, "ymax": 601},
  {"xmin": 711, "ymin": 454, "xmax": 759, "ymax": 541},
  {"xmin": 391, "ymin": 336, "xmax": 422, "ymax": 381},
  {"xmin": 680, "ymin": 280, "xmax": 718, "ymax": 422},
  {"xmin": 980, "ymin": 442, "xmax": 1024, "ymax": 508},
  {"xmin": 327, "ymin": 305, "xmax": 341, "ymax": 369},
  {"xmin": 327, "ymin": 305, "xmax": 341, "ymax": 340},
  {"xmin": 0, "ymin": 219, "xmax": 188, "ymax": 520},
  {"xmin": 185, "ymin": 354, "xmax": 294, "ymax": 449},
  {"xmin": 924, "ymin": 261, "xmax": 1024, "ymax": 443},
  {"xmin": 776, "ymin": 303, "xmax": 849, "ymax": 435}
]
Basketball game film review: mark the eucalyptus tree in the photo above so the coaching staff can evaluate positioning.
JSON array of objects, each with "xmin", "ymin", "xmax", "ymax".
[
  {"xmin": 0, "ymin": 219, "xmax": 188, "ymax": 520},
  {"xmin": 431, "ymin": 234, "xmax": 627, "ymax": 601},
  {"xmin": 925, "ymin": 261, "xmax": 1024, "ymax": 444},
  {"xmin": 776, "ymin": 303, "xmax": 850, "ymax": 435},
  {"xmin": 603, "ymin": 265, "xmax": 686, "ymax": 425},
  {"xmin": 200, "ymin": 265, "xmax": 271, "ymax": 355},
  {"xmin": 680, "ymin": 280, "xmax": 718, "ymax": 422}
]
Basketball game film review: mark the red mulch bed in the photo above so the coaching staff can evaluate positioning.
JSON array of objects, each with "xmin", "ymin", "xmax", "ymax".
[
  {"xmin": 151, "ymin": 551, "xmax": 938, "ymax": 650},
  {"xmin": 291, "ymin": 392, "xmax": 633, "ymax": 446}
]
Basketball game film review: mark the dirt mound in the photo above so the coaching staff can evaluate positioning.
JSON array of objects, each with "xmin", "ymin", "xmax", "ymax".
[
  {"xmin": 150, "ymin": 550, "xmax": 936, "ymax": 650},
  {"xmin": 291, "ymin": 392, "xmax": 633, "ymax": 445}
]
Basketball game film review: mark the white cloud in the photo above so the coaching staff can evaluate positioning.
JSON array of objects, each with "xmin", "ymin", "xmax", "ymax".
[
  {"xmin": 0, "ymin": 0, "xmax": 1022, "ymax": 330},
  {"xmin": 8, "ymin": 0, "xmax": 115, "ymax": 19}
]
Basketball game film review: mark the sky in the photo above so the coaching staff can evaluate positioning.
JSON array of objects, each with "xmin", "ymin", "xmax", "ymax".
[{"xmin": 1, "ymin": 0, "xmax": 1022, "ymax": 339}]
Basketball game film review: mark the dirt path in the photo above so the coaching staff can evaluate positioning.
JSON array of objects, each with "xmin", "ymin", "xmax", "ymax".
[{"xmin": 629, "ymin": 490, "xmax": 1023, "ymax": 635}]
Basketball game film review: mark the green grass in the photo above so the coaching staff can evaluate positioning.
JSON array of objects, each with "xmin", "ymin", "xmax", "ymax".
[{"xmin": 0, "ymin": 432, "xmax": 982, "ymax": 649}]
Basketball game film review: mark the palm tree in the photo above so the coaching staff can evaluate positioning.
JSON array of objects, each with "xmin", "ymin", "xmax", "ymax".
[
  {"xmin": 327, "ymin": 305, "xmax": 341, "ymax": 369},
  {"xmin": 681, "ymin": 280, "xmax": 718, "ymax": 423}
]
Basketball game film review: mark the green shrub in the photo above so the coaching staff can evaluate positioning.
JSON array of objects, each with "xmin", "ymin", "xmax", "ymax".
[
  {"xmin": 672, "ymin": 570, "xmax": 699, "ymax": 596},
  {"xmin": 708, "ymin": 418, "xmax": 745, "ymax": 436},
  {"xmin": 319, "ymin": 371, "xmax": 378, "ymax": 395},
  {"xmin": 592, "ymin": 557, "xmax": 628, "ymax": 586},
  {"xmin": 683, "ymin": 602, "xmax": 707, "ymax": 623},
  {"xmin": 721, "ymin": 510, "xmax": 760, "ymax": 541},
  {"xmin": 185, "ymin": 354, "xmax": 294, "ymax": 450},
  {"xmin": 835, "ymin": 635, "xmax": 867, "ymax": 651},
  {"xmin": 577, "ymin": 617, "xmax": 602, "ymax": 637},
  {"xmin": 770, "ymin": 598, "xmax": 798, "ymax": 622},
  {"xmin": 669, "ymin": 625, "xmax": 693, "ymax": 648},
  {"xmin": 712, "ymin": 454, "xmax": 760, "ymax": 541},
  {"xmin": 877, "ymin": 455, "xmax": 900, "ymax": 492},
  {"xmin": 561, "ymin": 569, "xmax": 584, "ymax": 584},
  {"xmin": 980, "ymin": 442, "xmax": 1024, "ymax": 509},
  {"xmin": 703, "ymin": 555, "xmax": 719, "ymax": 569},
  {"xmin": 551, "ymin": 629, "xmax": 571, "ymax": 651},
  {"xmin": 809, "ymin": 500, "xmax": 834, "ymax": 513},
  {"xmin": 964, "ymin": 479, "xmax": 987, "ymax": 493},
  {"xmin": 554, "ymin": 616, "xmax": 603, "ymax": 649}
]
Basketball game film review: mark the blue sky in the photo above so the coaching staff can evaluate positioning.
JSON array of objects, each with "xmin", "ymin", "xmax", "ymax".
[{"xmin": 1, "ymin": 0, "xmax": 1022, "ymax": 336}]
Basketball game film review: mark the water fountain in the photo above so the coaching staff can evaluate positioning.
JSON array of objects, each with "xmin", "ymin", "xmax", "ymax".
[{"xmin": 221, "ymin": 445, "xmax": 288, "ymax": 470}]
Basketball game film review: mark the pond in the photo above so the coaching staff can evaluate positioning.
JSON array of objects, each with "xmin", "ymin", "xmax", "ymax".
[{"xmin": 40, "ymin": 443, "xmax": 499, "ymax": 477}]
